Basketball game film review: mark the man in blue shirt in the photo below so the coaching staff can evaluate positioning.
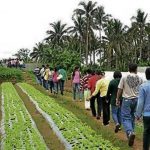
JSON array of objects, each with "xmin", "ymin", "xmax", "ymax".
[{"xmin": 136, "ymin": 67, "xmax": 150, "ymax": 150}]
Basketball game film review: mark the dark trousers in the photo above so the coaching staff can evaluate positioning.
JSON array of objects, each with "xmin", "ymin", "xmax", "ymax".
[
  {"xmin": 43, "ymin": 80, "xmax": 49, "ymax": 90},
  {"xmin": 49, "ymin": 80, "xmax": 54, "ymax": 93},
  {"xmin": 90, "ymin": 94, "xmax": 102, "ymax": 117},
  {"xmin": 59, "ymin": 79, "xmax": 65, "ymax": 95},
  {"xmin": 101, "ymin": 96, "xmax": 110, "ymax": 125},
  {"xmin": 143, "ymin": 116, "xmax": 150, "ymax": 150}
]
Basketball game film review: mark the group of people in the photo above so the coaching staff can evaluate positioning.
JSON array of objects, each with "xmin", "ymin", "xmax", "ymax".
[
  {"xmin": 34, "ymin": 65, "xmax": 67, "ymax": 95},
  {"xmin": 6, "ymin": 58, "xmax": 24, "ymax": 68},
  {"xmin": 71, "ymin": 64, "xmax": 150, "ymax": 149},
  {"xmin": 34, "ymin": 63, "xmax": 150, "ymax": 149}
]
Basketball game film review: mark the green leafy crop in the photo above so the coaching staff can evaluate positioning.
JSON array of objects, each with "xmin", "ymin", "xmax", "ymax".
[
  {"xmin": 1, "ymin": 82, "xmax": 47, "ymax": 150},
  {"xmin": 19, "ymin": 83, "xmax": 119, "ymax": 150}
]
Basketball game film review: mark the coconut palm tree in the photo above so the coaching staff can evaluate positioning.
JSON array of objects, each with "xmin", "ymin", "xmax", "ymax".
[
  {"xmin": 30, "ymin": 42, "xmax": 45, "ymax": 62},
  {"xmin": 45, "ymin": 21, "xmax": 71, "ymax": 48},
  {"xmin": 103, "ymin": 19, "xmax": 128, "ymax": 69},
  {"xmin": 94, "ymin": 6, "xmax": 111, "ymax": 65},
  {"xmin": 74, "ymin": 1, "xmax": 97, "ymax": 65},
  {"xmin": 94, "ymin": 6, "xmax": 111, "ymax": 38},
  {"xmin": 70, "ymin": 14, "xmax": 86, "ymax": 60},
  {"xmin": 14, "ymin": 48, "xmax": 30, "ymax": 62},
  {"xmin": 131, "ymin": 9, "xmax": 148, "ymax": 60}
]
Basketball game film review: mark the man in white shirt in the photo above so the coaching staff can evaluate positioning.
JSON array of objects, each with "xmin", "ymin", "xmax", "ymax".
[{"xmin": 116, "ymin": 63, "xmax": 143, "ymax": 146}]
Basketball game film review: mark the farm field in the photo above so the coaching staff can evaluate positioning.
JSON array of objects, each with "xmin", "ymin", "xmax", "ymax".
[
  {"xmin": 0, "ymin": 69, "xmax": 143, "ymax": 150},
  {"xmin": 1, "ymin": 0, "xmax": 150, "ymax": 149}
]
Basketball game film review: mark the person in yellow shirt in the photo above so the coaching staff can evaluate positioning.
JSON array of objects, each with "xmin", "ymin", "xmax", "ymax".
[
  {"xmin": 89, "ymin": 71, "xmax": 110, "ymax": 126},
  {"xmin": 43, "ymin": 64, "xmax": 50, "ymax": 90}
]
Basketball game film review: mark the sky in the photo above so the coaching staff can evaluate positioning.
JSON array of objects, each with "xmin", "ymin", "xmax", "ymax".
[{"xmin": 0, "ymin": 0, "xmax": 150, "ymax": 59}]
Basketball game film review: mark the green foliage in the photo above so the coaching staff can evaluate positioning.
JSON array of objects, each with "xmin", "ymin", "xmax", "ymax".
[
  {"xmin": 56, "ymin": 49, "xmax": 81, "ymax": 71},
  {"xmin": 138, "ymin": 60, "xmax": 150, "ymax": 67},
  {"xmin": 27, "ymin": 1, "xmax": 150, "ymax": 71},
  {"xmin": 0, "ymin": 67, "xmax": 23, "ymax": 83},
  {"xmin": 13, "ymin": 48, "xmax": 30, "ymax": 62}
]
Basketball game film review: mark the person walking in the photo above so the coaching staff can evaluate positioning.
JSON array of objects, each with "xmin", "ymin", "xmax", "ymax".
[
  {"xmin": 107, "ymin": 71, "xmax": 122, "ymax": 133},
  {"xmin": 58, "ymin": 65, "xmax": 67, "ymax": 95},
  {"xmin": 81, "ymin": 69, "xmax": 92, "ymax": 110},
  {"xmin": 116, "ymin": 63, "xmax": 143, "ymax": 146},
  {"xmin": 40, "ymin": 65, "xmax": 45, "ymax": 86},
  {"xmin": 43, "ymin": 64, "xmax": 50, "ymax": 90},
  {"xmin": 33, "ymin": 66, "xmax": 41, "ymax": 84},
  {"xmin": 88, "ymin": 70, "xmax": 102, "ymax": 119},
  {"xmin": 49, "ymin": 67, "xmax": 54, "ymax": 93},
  {"xmin": 53, "ymin": 67, "xmax": 59, "ymax": 94},
  {"xmin": 71, "ymin": 66, "xmax": 81, "ymax": 101},
  {"xmin": 79, "ymin": 76, "xmax": 84, "ymax": 102},
  {"xmin": 135, "ymin": 67, "xmax": 150, "ymax": 150},
  {"xmin": 89, "ymin": 71, "xmax": 110, "ymax": 125}
]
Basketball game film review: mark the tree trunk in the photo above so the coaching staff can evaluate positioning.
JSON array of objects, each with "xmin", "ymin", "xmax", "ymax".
[
  {"xmin": 99, "ymin": 50, "xmax": 101, "ymax": 66},
  {"xmin": 85, "ymin": 18, "xmax": 89, "ymax": 66},
  {"xmin": 99, "ymin": 28, "xmax": 102, "ymax": 66},
  {"xmin": 93, "ymin": 49, "xmax": 95, "ymax": 64},
  {"xmin": 79, "ymin": 37, "xmax": 82, "ymax": 63}
]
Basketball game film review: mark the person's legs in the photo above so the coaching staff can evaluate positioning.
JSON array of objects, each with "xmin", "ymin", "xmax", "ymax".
[
  {"xmin": 102, "ymin": 96, "xmax": 109, "ymax": 125},
  {"xmin": 72, "ymin": 83, "xmax": 76, "ymax": 100},
  {"xmin": 79, "ymin": 90, "xmax": 83, "ymax": 101},
  {"xmin": 61, "ymin": 80, "xmax": 65, "ymax": 95},
  {"xmin": 143, "ymin": 116, "xmax": 150, "ymax": 150},
  {"xmin": 49, "ymin": 80, "xmax": 54, "ymax": 93},
  {"xmin": 90, "ymin": 96, "xmax": 96, "ymax": 117},
  {"xmin": 56, "ymin": 82, "xmax": 59, "ymax": 93},
  {"xmin": 59, "ymin": 80, "xmax": 64, "ymax": 95},
  {"xmin": 43, "ymin": 79, "xmax": 46, "ymax": 89},
  {"xmin": 53, "ymin": 82, "xmax": 56, "ymax": 93},
  {"xmin": 112, "ymin": 105, "xmax": 119, "ymax": 124},
  {"xmin": 117, "ymin": 107, "xmax": 122, "ymax": 125},
  {"xmin": 130, "ymin": 99, "xmax": 137, "ymax": 131},
  {"xmin": 76, "ymin": 83, "xmax": 80, "ymax": 100},
  {"xmin": 121, "ymin": 99, "xmax": 134, "ymax": 135},
  {"xmin": 121, "ymin": 98, "xmax": 136, "ymax": 146},
  {"xmin": 35, "ymin": 76, "xmax": 40, "ymax": 84},
  {"xmin": 96, "ymin": 95, "xmax": 101, "ymax": 118},
  {"xmin": 84, "ymin": 89, "xmax": 91, "ymax": 109},
  {"xmin": 54, "ymin": 82, "xmax": 58, "ymax": 94},
  {"xmin": 44, "ymin": 80, "xmax": 49, "ymax": 90},
  {"xmin": 112, "ymin": 105, "xmax": 121, "ymax": 132}
]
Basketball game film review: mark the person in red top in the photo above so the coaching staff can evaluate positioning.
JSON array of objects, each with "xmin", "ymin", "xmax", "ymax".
[{"xmin": 88, "ymin": 70, "xmax": 102, "ymax": 119}]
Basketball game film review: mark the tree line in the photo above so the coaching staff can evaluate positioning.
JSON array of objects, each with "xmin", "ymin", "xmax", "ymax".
[{"xmin": 14, "ymin": 1, "xmax": 150, "ymax": 71}]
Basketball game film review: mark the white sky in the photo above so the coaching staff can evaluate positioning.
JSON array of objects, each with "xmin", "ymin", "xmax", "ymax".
[{"xmin": 0, "ymin": 0, "xmax": 150, "ymax": 59}]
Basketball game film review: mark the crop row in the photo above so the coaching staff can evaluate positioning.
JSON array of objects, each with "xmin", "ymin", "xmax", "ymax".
[
  {"xmin": 1, "ymin": 82, "xmax": 47, "ymax": 150},
  {"xmin": 19, "ymin": 83, "xmax": 119, "ymax": 150}
]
